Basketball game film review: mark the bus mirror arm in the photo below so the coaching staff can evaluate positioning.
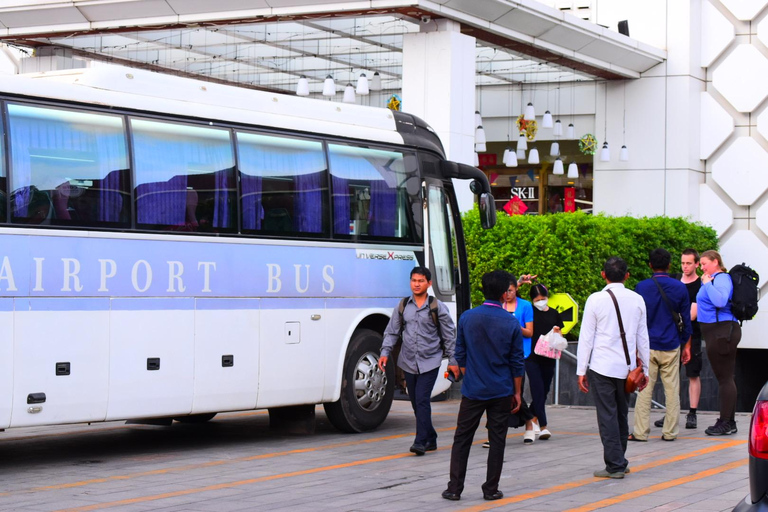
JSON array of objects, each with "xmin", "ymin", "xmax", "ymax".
[{"xmin": 439, "ymin": 161, "xmax": 496, "ymax": 229}]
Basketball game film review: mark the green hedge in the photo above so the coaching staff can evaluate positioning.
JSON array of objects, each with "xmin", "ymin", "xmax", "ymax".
[{"xmin": 461, "ymin": 209, "xmax": 719, "ymax": 337}]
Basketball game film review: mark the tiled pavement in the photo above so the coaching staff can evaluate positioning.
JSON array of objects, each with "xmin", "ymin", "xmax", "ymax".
[{"xmin": 0, "ymin": 401, "xmax": 751, "ymax": 511}]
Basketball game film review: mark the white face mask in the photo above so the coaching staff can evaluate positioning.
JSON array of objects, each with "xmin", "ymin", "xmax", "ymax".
[{"xmin": 534, "ymin": 299, "xmax": 549, "ymax": 311}]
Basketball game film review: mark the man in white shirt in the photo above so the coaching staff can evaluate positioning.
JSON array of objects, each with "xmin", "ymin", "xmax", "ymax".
[{"xmin": 577, "ymin": 257, "xmax": 650, "ymax": 479}]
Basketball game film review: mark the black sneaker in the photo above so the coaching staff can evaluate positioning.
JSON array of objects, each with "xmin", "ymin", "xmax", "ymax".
[
  {"xmin": 685, "ymin": 413, "xmax": 697, "ymax": 429},
  {"xmin": 705, "ymin": 418, "xmax": 734, "ymax": 436},
  {"xmin": 654, "ymin": 418, "xmax": 664, "ymax": 428},
  {"xmin": 727, "ymin": 419, "xmax": 738, "ymax": 434}
]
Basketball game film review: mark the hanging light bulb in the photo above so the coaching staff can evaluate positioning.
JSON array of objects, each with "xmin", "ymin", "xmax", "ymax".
[
  {"xmin": 322, "ymin": 75, "xmax": 336, "ymax": 97},
  {"xmin": 553, "ymin": 120, "xmax": 563, "ymax": 137},
  {"xmin": 567, "ymin": 123, "xmax": 575, "ymax": 139},
  {"xmin": 475, "ymin": 142, "xmax": 487, "ymax": 152},
  {"xmin": 505, "ymin": 147, "xmax": 518, "ymax": 167},
  {"xmin": 343, "ymin": 83, "xmax": 356, "ymax": 103},
  {"xmin": 524, "ymin": 102, "xmax": 535, "ymax": 121},
  {"xmin": 549, "ymin": 141, "xmax": 560, "ymax": 157},
  {"xmin": 296, "ymin": 75, "xmax": 310, "ymax": 96},
  {"xmin": 475, "ymin": 111, "xmax": 483, "ymax": 128},
  {"xmin": 528, "ymin": 147, "xmax": 540, "ymax": 165},
  {"xmin": 370, "ymin": 71, "xmax": 382, "ymax": 91},
  {"xmin": 567, "ymin": 162, "xmax": 579, "ymax": 178},
  {"xmin": 475, "ymin": 125, "xmax": 487, "ymax": 145},
  {"xmin": 553, "ymin": 158, "xmax": 564, "ymax": 175},
  {"xmin": 600, "ymin": 141, "xmax": 610, "ymax": 161},
  {"xmin": 517, "ymin": 132, "xmax": 528, "ymax": 151},
  {"xmin": 620, "ymin": 145, "xmax": 629, "ymax": 161},
  {"xmin": 356, "ymin": 73, "xmax": 369, "ymax": 95},
  {"xmin": 542, "ymin": 110, "xmax": 553, "ymax": 128}
]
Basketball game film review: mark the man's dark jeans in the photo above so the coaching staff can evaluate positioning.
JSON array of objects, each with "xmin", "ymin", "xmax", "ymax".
[
  {"xmin": 589, "ymin": 369, "xmax": 629, "ymax": 473},
  {"xmin": 447, "ymin": 394, "xmax": 512, "ymax": 496},
  {"xmin": 403, "ymin": 367, "xmax": 440, "ymax": 446}
]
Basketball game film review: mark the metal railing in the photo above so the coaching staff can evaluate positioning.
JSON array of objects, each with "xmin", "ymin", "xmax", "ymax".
[{"xmin": 554, "ymin": 343, "xmax": 666, "ymax": 410}]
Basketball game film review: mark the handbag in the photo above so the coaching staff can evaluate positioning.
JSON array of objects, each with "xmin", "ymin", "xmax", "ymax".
[
  {"xmin": 606, "ymin": 289, "xmax": 645, "ymax": 394},
  {"xmin": 651, "ymin": 277, "xmax": 685, "ymax": 333}
]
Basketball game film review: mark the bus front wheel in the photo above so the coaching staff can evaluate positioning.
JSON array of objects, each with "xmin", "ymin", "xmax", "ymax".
[{"xmin": 323, "ymin": 329, "xmax": 394, "ymax": 433}]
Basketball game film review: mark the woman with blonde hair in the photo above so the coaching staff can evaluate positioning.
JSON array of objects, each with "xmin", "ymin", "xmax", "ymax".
[{"xmin": 696, "ymin": 250, "xmax": 741, "ymax": 436}]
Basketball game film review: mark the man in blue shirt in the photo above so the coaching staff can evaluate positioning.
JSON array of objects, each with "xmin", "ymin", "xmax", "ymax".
[
  {"xmin": 442, "ymin": 270, "xmax": 524, "ymax": 502},
  {"xmin": 630, "ymin": 248, "xmax": 692, "ymax": 442}
]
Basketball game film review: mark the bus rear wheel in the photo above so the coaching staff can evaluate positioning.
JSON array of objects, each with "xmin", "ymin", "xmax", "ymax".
[{"xmin": 323, "ymin": 329, "xmax": 394, "ymax": 433}]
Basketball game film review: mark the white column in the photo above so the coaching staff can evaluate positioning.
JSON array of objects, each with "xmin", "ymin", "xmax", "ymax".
[{"xmin": 402, "ymin": 19, "xmax": 476, "ymax": 212}]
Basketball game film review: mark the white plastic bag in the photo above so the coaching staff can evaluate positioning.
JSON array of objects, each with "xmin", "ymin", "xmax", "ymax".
[{"xmin": 547, "ymin": 328, "xmax": 568, "ymax": 351}]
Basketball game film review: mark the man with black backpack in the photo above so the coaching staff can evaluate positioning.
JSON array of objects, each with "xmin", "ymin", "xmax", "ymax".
[
  {"xmin": 630, "ymin": 248, "xmax": 692, "ymax": 442},
  {"xmin": 379, "ymin": 266, "xmax": 458, "ymax": 456}
]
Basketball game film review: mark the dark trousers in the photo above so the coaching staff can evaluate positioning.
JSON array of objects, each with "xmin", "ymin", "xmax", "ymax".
[
  {"xmin": 701, "ymin": 321, "xmax": 742, "ymax": 421},
  {"xmin": 403, "ymin": 367, "xmax": 440, "ymax": 446},
  {"xmin": 589, "ymin": 369, "xmax": 629, "ymax": 473},
  {"xmin": 525, "ymin": 358, "xmax": 556, "ymax": 427},
  {"xmin": 447, "ymin": 395, "xmax": 512, "ymax": 496}
]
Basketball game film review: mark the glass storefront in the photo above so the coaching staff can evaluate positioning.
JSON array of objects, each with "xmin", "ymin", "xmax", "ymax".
[{"xmin": 481, "ymin": 140, "xmax": 593, "ymax": 215}]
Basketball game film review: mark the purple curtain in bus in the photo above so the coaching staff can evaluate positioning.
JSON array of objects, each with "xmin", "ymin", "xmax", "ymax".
[
  {"xmin": 294, "ymin": 171, "xmax": 323, "ymax": 233},
  {"xmin": 213, "ymin": 168, "xmax": 232, "ymax": 229},
  {"xmin": 136, "ymin": 175, "xmax": 188, "ymax": 225},
  {"xmin": 332, "ymin": 175, "xmax": 350, "ymax": 235},
  {"xmin": 368, "ymin": 179, "xmax": 396, "ymax": 237},
  {"xmin": 98, "ymin": 169, "xmax": 124, "ymax": 223},
  {"xmin": 241, "ymin": 173, "xmax": 263, "ymax": 230}
]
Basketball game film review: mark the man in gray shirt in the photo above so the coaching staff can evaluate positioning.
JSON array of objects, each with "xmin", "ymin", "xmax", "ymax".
[{"xmin": 378, "ymin": 266, "xmax": 458, "ymax": 455}]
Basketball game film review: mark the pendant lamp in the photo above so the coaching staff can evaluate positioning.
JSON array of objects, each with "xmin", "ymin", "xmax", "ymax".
[
  {"xmin": 524, "ymin": 102, "xmax": 535, "ymax": 121},
  {"xmin": 322, "ymin": 75, "xmax": 336, "ymax": 97},
  {"xmin": 567, "ymin": 162, "xmax": 578, "ymax": 178},
  {"xmin": 356, "ymin": 73, "xmax": 369, "ymax": 95},
  {"xmin": 517, "ymin": 132, "xmax": 528, "ymax": 151},
  {"xmin": 370, "ymin": 72, "xmax": 382, "ymax": 91},
  {"xmin": 505, "ymin": 148, "xmax": 518, "ymax": 167},
  {"xmin": 528, "ymin": 147, "xmax": 540, "ymax": 165},
  {"xmin": 542, "ymin": 110, "xmax": 553, "ymax": 128},
  {"xmin": 475, "ymin": 126, "xmax": 487, "ymax": 145},
  {"xmin": 343, "ymin": 83, "xmax": 356, "ymax": 103},
  {"xmin": 619, "ymin": 145, "xmax": 629, "ymax": 162},
  {"xmin": 599, "ymin": 142, "xmax": 610, "ymax": 162},
  {"xmin": 567, "ymin": 123, "xmax": 575, "ymax": 139},
  {"xmin": 474, "ymin": 152, "xmax": 479, "ymax": 166},
  {"xmin": 549, "ymin": 141, "xmax": 560, "ymax": 157},
  {"xmin": 475, "ymin": 111, "xmax": 483, "ymax": 128},
  {"xmin": 296, "ymin": 75, "xmax": 310, "ymax": 96},
  {"xmin": 553, "ymin": 120, "xmax": 563, "ymax": 137},
  {"xmin": 516, "ymin": 148, "xmax": 526, "ymax": 160},
  {"xmin": 553, "ymin": 158, "xmax": 564, "ymax": 175},
  {"xmin": 475, "ymin": 142, "xmax": 487, "ymax": 153}
]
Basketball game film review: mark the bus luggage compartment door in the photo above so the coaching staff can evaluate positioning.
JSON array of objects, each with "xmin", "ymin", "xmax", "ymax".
[
  {"xmin": 0, "ymin": 299, "xmax": 13, "ymax": 429},
  {"xmin": 106, "ymin": 298, "xmax": 195, "ymax": 421},
  {"xmin": 10, "ymin": 298, "xmax": 110, "ymax": 427}
]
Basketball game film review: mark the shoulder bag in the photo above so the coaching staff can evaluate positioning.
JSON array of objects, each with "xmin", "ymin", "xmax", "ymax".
[
  {"xmin": 606, "ymin": 289, "xmax": 645, "ymax": 394},
  {"xmin": 651, "ymin": 277, "xmax": 685, "ymax": 333}
]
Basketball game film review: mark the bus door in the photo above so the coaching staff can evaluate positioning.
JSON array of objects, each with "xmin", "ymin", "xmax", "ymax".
[
  {"xmin": 11, "ymin": 299, "xmax": 110, "ymax": 427},
  {"xmin": 256, "ymin": 298, "xmax": 325, "ymax": 408},
  {"xmin": 0, "ymin": 299, "xmax": 12, "ymax": 429},
  {"xmin": 425, "ymin": 182, "xmax": 457, "ymax": 312}
]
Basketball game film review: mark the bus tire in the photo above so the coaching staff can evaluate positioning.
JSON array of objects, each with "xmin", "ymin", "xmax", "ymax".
[
  {"xmin": 323, "ymin": 329, "xmax": 394, "ymax": 433},
  {"xmin": 174, "ymin": 413, "xmax": 217, "ymax": 424}
]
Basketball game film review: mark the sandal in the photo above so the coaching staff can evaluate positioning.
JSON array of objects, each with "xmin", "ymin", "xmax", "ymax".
[{"xmin": 627, "ymin": 433, "xmax": 647, "ymax": 442}]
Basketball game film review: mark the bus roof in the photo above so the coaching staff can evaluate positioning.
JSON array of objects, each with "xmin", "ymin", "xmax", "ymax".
[{"xmin": 2, "ymin": 66, "xmax": 404, "ymax": 145}]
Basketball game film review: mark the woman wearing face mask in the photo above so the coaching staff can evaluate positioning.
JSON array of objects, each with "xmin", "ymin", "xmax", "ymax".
[{"xmin": 526, "ymin": 284, "xmax": 564, "ymax": 441}]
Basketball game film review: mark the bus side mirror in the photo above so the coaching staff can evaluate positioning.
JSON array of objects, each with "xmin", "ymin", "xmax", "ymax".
[{"xmin": 478, "ymin": 192, "xmax": 496, "ymax": 229}]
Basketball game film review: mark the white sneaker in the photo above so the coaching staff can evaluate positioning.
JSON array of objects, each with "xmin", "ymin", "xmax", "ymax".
[
  {"xmin": 538, "ymin": 428, "xmax": 552, "ymax": 440},
  {"xmin": 533, "ymin": 421, "xmax": 541, "ymax": 437},
  {"xmin": 523, "ymin": 430, "xmax": 536, "ymax": 444}
]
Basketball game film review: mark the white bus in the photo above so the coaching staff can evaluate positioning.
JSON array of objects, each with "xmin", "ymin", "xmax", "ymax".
[{"xmin": 0, "ymin": 66, "xmax": 495, "ymax": 434}]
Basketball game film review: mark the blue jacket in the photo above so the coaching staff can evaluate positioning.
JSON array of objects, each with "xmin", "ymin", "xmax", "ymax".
[
  {"xmin": 455, "ymin": 301, "xmax": 525, "ymax": 400},
  {"xmin": 635, "ymin": 273, "xmax": 692, "ymax": 351},
  {"xmin": 697, "ymin": 272, "xmax": 735, "ymax": 323}
]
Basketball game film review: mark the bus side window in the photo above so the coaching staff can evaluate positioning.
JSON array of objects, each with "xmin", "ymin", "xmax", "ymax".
[
  {"xmin": 7, "ymin": 103, "xmax": 130, "ymax": 227},
  {"xmin": 131, "ymin": 118, "xmax": 236, "ymax": 233},
  {"xmin": 327, "ymin": 144, "xmax": 415, "ymax": 241},
  {"xmin": 236, "ymin": 132, "xmax": 329, "ymax": 237}
]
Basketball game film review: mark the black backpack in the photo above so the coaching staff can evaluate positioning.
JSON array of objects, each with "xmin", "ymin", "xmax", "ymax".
[{"xmin": 727, "ymin": 263, "xmax": 760, "ymax": 324}]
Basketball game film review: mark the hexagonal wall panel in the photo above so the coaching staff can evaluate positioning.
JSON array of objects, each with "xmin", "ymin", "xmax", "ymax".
[
  {"xmin": 711, "ymin": 137, "xmax": 768, "ymax": 205},
  {"xmin": 721, "ymin": 0, "xmax": 768, "ymax": 21},
  {"xmin": 700, "ymin": 92, "xmax": 734, "ymax": 159},
  {"xmin": 702, "ymin": 0, "xmax": 735, "ymax": 68},
  {"xmin": 755, "ymin": 199, "xmax": 768, "ymax": 239},
  {"xmin": 699, "ymin": 184, "xmax": 734, "ymax": 236},
  {"xmin": 720, "ymin": 230, "xmax": 768, "ymax": 288},
  {"xmin": 712, "ymin": 45, "xmax": 768, "ymax": 112}
]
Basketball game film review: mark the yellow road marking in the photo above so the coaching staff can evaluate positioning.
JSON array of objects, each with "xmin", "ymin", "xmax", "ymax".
[
  {"xmin": 563, "ymin": 459, "xmax": 748, "ymax": 512},
  {"xmin": 458, "ymin": 439, "xmax": 745, "ymax": 512}
]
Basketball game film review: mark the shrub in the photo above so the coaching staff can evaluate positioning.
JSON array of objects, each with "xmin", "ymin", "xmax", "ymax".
[{"xmin": 461, "ymin": 209, "xmax": 719, "ymax": 337}]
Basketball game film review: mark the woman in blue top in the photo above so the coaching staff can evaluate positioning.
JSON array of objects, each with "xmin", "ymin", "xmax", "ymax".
[{"xmin": 697, "ymin": 250, "xmax": 741, "ymax": 436}]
